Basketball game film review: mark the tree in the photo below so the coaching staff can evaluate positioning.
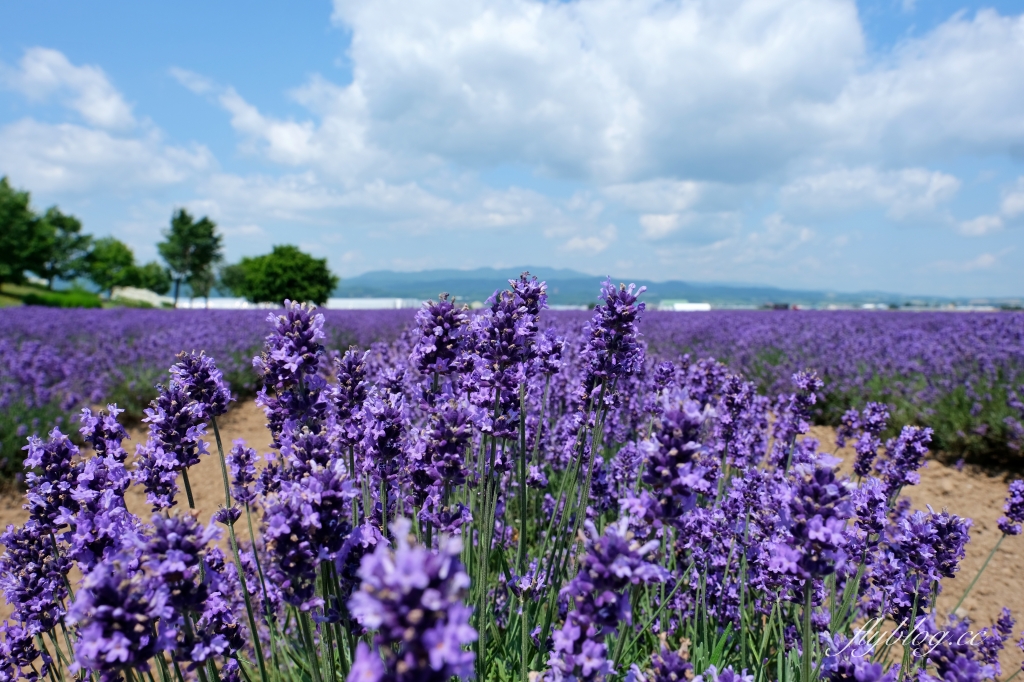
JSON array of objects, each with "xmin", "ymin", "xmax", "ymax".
[
  {"xmin": 0, "ymin": 177, "xmax": 51, "ymax": 286},
  {"xmin": 133, "ymin": 261, "xmax": 171, "ymax": 295},
  {"xmin": 157, "ymin": 209, "xmax": 223, "ymax": 308},
  {"xmin": 187, "ymin": 265, "xmax": 216, "ymax": 308},
  {"xmin": 86, "ymin": 237, "xmax": 136, "ymax": 298},
  {"xmin": 37, "ymin": 206, "xmax": 91, "ymax": 288},
  {"xmin": 223, "ymin": 245, "xmax": 338, "ymax": 306},
  {"xmin": 217, "ymin": 263, "xmax": 247, "ymax": 296}
]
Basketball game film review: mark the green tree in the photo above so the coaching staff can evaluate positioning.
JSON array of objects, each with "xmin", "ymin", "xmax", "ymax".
[
  {"xmin": 187, "ymin": 265, "xmax": 216, "ymax": 308},
  {"xmin": 157, "ymin": 209, "xmax": 223, "ymax": 308},
  {"xmin": 217, "ymin": 262, "xmax": 247, "ymax": 296},
  {"xmin": 86, "ymin": 237, "xmax": 136, "ymax": 298},
  {"xmin": 223, "ymin": 245, "xmax": 338, "ymax": 305},
  {"xmin": 37, "ymin": 206, "xmax": 92, "ymax": 288},
  {"xmin": 133, "ymin": 261, "xmax": 171, "ymax": 295},
  {"xmin": 0, "ymin": 177, "xmax": 51, "ymax": 286}
]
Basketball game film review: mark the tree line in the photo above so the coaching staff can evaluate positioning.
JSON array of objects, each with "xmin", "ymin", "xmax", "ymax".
[{"xmin": 0, "ymin": 176, "xmax": 338, "ymax": 306}]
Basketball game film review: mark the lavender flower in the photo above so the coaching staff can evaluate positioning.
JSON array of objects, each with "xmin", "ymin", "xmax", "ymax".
[
  {"xmin": 331, "ymin": 348, "xmax": 370, "ymax": 449},
  {"xmin": 0, "ymin": 620, "xmax": 51, "ymax": 682},
  {"xmin": 920, "ymin": 616, "xmax": 996, "ymax": 682},
  {"xmin": 347, "ymin": 518, "xmax": 476, "ymax": 682},
  {"xmin": 362, "ymin": 390, "xmax": 406, "ymax": 527},
  {"xmin": 536, "ymin": 328, "xmax": 565, "ymax": 376},
  {"xmin": 140, "ymin": 512, "xmax": 218, "ymax": 614},
  {"xmin": 133, "ymin": 439, "xmax": 179, "ymax": 511},
  {"xmin": 647, "ymin": 647, "xmax": 692, "ymax": 682},
  {"xmin": 254, "ymin": 301, "xmax": 330, "ymax": 438},
  {"xmin": 78, "ymin": 404, "xmax": 129, "ymax": 462},
  {"xmin": 998, "ymin": 479, "xmax": 1024, "ymax": 535},
  {"xmin": 171, "ymin": 351, "xmax": 232, "ymax": 418},
  {"xmin": 821, "ymin": 633, "xmax": 897, "ymax": 682},
  {"xmin": 263, "ymin": 461, "xmax": 354, "ymax": 610},
  {"xmin": 68, "ymin": 554, "xmax": 173, "ymax": 682},
  {"xmin": 69, "ymin": 451, "xmax": 135, "ymax": 570},
  {"xmin": 23, "ymin": 427, "xmax": 81, "ymax": 531},
  {"xmin": 227, "ymin": 439, "xmax": 258, "ymax": 505},
  {"xmin": 0, "ymin": 522, "xmax": 71, "ymax": 633},
  {"xmin": 546, "ymin": 519, "xmax": 667, "ymax": 681},
  {"xmin": 581, "ymin": 279, "xmax": 646, "ymax": 395},
  {"xmin": 768, "ymin": 371, "xmax": 823, "ymax": 468},
  {"xmin": 133, "ymin": 385, "xmax": 209, "ymax": 512},
  {"xmin": 642, "ymin": 401, "xmax": 714, "ymax": 521},
  {"xmin": 693, "ymin": 666, "xmax": 754, "ymax": 682},
  {"xmin": 836, "ymin": 402, "xmax": 890, "ymax": 477},
  {"xmin": 411, "ymin": 293, "xmax": 470, "ymax": 376},
  {"xmin": 774, "ymin": 465, "xmax": 853, "ymax": 580},
  {"xmin": 471, "ymin": 273, "xmax": 548, "ymax": 439},
  {"xmin": 877, "ymin": 426, "xmax": 932, "ymax": 500},
  {"xmin": 976, "ymin": 608, "xmax": 1014, "ymax": 675}
]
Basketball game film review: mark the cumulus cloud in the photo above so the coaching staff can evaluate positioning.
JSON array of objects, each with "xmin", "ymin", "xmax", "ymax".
[
  {"xmin": 0, "ymin": 49, "xmax": 212, "ymax": 194},
  {"xmin": 780, "ymin": 166, "xmax": 961, "ymax": 218},
  {"xmin": 639, "ymin": 213, "xmax": 685, "ymax": 240},
  {"xmin": 561, "ymin": 225, "xmax": 618, "ymax": 254},
  {"xmin": 809, "ymin": 10, "xmax": 1024, "ymax": 163},
  {"xmin": 933, "ymin": 251, "xmax": 1006, "ymax": 273},
  {"xmin": 2, "ymin": 47, "xmax": 135, "ymax": 129},
  {"xmin": 733, "ymin": 213, "xmax": 816, "ymax": 264},
  {"xmin": 1002, "ymin": 178, "xmax": 1024, "ymax": 219},
  {"xmin": 603, "ymin": 179, "xmax": 704, "ymax": 213},
  {"xmin": 0, "ymin": 119, "xmax": 212, "ymax": 192},
  {"xmin": 169, "ymin": 67, "xmax": 216, "ymax": 95},
  {"xmin": 198, "ymin": 171, "xmax": 595, "ymax": 239},
  {"xmin": 324, "ymin": 1, "xmax": 1024, "ymax": 185},
  {"xmin": 169, "ymin": 2, "xmax": 1024, "ymax": 258},
  {"xmin": 958, "ymin": 215, "xmax": 1004, "ymax": 237}
]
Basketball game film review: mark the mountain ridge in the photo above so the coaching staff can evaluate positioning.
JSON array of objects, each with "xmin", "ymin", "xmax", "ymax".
[{"xmin": 333, "ymin": 267, "xmax": 1005, "ymax": 307}]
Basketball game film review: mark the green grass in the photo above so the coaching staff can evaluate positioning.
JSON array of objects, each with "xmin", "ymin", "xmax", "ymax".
[{"xmin": 2, "ymin": 282, "xmax": 105, "ymax": 308}]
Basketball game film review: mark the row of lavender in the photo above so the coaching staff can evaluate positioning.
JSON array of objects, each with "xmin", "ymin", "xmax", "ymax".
[
  {"xmin": 4, "ymin": 306, "xmax": 1024, "ymax": 482},
  {"xmin": 640, "ymin": 310, "xmax": 1024, "ymax": 463},
  {"xmin": 0, "ymin": 307, "xmax": 414, "ymax": 480},
  {"xmin": 3, "ymin": 279, "xmax": 1024, "ymax": 682}
]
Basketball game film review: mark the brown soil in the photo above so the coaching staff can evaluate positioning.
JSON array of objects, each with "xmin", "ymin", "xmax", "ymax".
[{"xmin": 1, "ymin": 406, "xmax": 1021, "ymax": 671}]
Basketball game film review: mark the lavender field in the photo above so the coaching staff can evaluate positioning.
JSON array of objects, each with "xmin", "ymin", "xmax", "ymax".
[
  {"xmin": 3, "ymin": 304, "xmax": 1024, "ymax": 480},
  {"xmin": 3, "ymin": 279, "xmax": 1024, "ymax": 682}
]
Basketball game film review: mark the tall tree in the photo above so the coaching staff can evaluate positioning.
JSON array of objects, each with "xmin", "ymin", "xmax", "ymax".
[
  {"xmin": 86, "ymin": 237, "xmax": 136, "ymax": 298},
  {"xmin": 157, "ymin": 209, "xmax": 223, "ymax": 308},
  {"xmin": 37, "ymin": 206, "xmax": 92, "ymax": 288},
  {"xmin": 0, "ymin": 177, "xmax": 51, "ymax": 287},
  {"xmin": 222, "ymin": 245, "xmax": 338, "ymax": 305},
  {"xmin": 134, "ymin": 261, "xmax": 172, "ymax": 295},
  {"xmin": 187, "ymin": 265, "xmax": 216, "ymax": 308}
]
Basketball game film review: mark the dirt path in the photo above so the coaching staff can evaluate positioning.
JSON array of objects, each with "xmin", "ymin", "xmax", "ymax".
[{"xmin": 1, "ymin": 406, "xmax": 1021, "ymax": 671}]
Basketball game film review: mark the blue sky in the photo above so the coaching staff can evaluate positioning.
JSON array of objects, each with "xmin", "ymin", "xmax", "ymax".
[{"xmin": 1, "ymin": 0, "xmax": 1023, "ymax": 297}]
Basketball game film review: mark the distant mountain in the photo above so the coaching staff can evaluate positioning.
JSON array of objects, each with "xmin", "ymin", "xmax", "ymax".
[{"xmin": 333, "ymin": 267, "xmax": 991, "ymax": 308}]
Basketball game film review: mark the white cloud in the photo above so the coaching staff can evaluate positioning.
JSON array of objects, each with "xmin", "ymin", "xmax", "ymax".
[
  {"xmin": 807, "ymin": 10, "xmax": 1024, "ymax": 163},
  {"xmin": 780, "ymin": 166, "xmax": 960, "ymax": 218},
  {"xmin": 934, "ymin": 252, "xmax": 1006, "ymax": 272},
  {"xmin": 323, "ymin": 0, "xmax": 867, "ymax": 183},
  {"xmin": 958, "ymin": 215, "xmax": 1004, "ymax": 237},
  {"xmin": 199, "ymin": 171, "xmax": 589, "ymax": 237},
  {"xmin": 733, "ymin": 213, "xmax": 816, "ymax": 263},
  {"xmin": 315, "ymin": 1, "xmax": 1024, "ymax": 185},
  {"xmin": 561, "ymin": 225, "xmax": 617, "ymax": 254},
  {"xmin": 639, "ymin": 213, "xmax": 684, "ymax": 239},
  {"xmin": 603, "ymin": 179, "xmax": 704, "ymax": 213},
  {"xmin": 169, "ymin": 67, "xmax": 216, "ymax": 95},
  {"xmin": 1002, "ymin": 178, "xmax": 1024, "ymax": 219},
  {"xmin": 0, "ymin": 119, "xmax": 212, "ymax": 192},
  {"xmin": 2, "ymin": 47, "xmax": 135, "ymax": 129}
]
